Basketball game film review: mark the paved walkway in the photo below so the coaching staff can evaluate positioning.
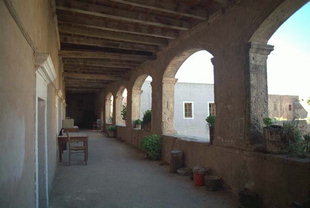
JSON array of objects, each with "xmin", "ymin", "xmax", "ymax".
[{"xmin": 50, "ymin": 130, "xmax": 238, "ymax": 208}]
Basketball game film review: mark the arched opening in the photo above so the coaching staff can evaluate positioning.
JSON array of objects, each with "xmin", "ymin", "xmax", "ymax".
[
  {"xmin": 132, "ymin": 74, "xmax": 152, "ymax": 129},
  {"xmin": 115, "ymin": 87, "xmax": 128, "ymax": 126},
  {"xmin": 266, "ymin": 2, "xmax": 310, "ymax": 130},
  {"xmin": 247, "ymin": 0, "xmax": 309, "ymax": 143},
  {"xmin": 162, "ymin": 49, "xmax": 215, "ymax": 141},
  {"xmin": 105, "ymin": 93, "xmax": 114, "ymax": 124}
]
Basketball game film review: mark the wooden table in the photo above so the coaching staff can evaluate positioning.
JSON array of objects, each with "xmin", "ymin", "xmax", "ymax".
[
  {"xmin": 63, "ymin": 126, "xmax": 79, "ymax": 132},
  {"xmin": 57, "ymin": 132, "xmax": 88, "ymax": 163}
]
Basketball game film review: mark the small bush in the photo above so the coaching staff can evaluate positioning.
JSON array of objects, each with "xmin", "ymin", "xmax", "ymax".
[
  {"xmin": 263, "ymin": 117, "xmax": 273, "ymax": 127},
  {"xmin": 142, "ymin": 110, "xmax": 152, "ymax": 124},
  {"xmin": 206, "ymin": 115, "xmax": 216, "ymax": 127},
  {"xmin": 141, "ymin": 134, "xmax": 161, "ymax": 160},
  {"xmin": 107, "ymin": 125, "xmax": 117, "ymax": 131},
  {"xmin": 134, "ymin": 119, "xmax": 142, "ymax": 125}
]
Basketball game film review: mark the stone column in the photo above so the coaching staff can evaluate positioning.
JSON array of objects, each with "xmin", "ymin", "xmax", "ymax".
[
  {"xmin": 105, "ymin": 97, "xmax": 111, "ymax": 123},
  {"xmin": 115, "ymin": 95, "xmax": 122, "ymax": 125},
  {"xmin": 112, "ymin": 95, "xmax": 116, "ymax": 125},
  {"xmin": 162, "ymin": 77, "xmax": 177, "ymax": 135},
  {"xmin": 247, "ymin": 42, "xmax": 274, "ymax": 144},
  {"xmin": 131, "ymin": 89, "xmax": 142, "ymax": 125}
]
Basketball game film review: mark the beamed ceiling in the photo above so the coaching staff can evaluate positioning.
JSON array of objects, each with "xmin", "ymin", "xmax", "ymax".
[{"xmin": 55, "ymin": 0, "xmax": 235, "ymax": 93}]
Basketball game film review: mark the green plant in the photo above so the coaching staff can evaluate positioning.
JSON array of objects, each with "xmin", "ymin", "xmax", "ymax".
[
  {"xmin": 282, "ymin": 120, "xmax": 307, "ymax": 158},
  {"xmin": 206, "ymin": 115, "xmax": 215, "ymax": 127},
  {"xmin": 134, "ymin": 119, "xmax": 142, "ymax": 125},
  {"xmin": 288, "ymin": 138, "xmax": 307, "ymax": 158},
  {"xmin": 107, "ymin": 125, "xmax": 117, "ymax": 131},
  {"xmin": 141, "ymin": 134, "xmax": 161, "ymax": 160},
  {"xmin": 282, "ymin": 120, "xmax": 302, "ymax": 144},
  {"xmin": 263, "ymin": 117, "xmax": 273, "ymax": 127},
  {"xmin": 121, "ymin": 105, "xmax": 127, "ymax": 120},
  {"xmin": 142, "ymin": 110, "xmax": 152, "ymax": 124},
  {"xmin": 303, "ymin": 133, "xmax": 310, "ymax": 153}
]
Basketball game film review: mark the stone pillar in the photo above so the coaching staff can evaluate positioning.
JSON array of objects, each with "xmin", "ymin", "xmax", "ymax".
[
  {"xmin": 162, "ymin": 77, "xmax": 177, "ymax": 135},
  {"xmin": 112, "ymin": 95, "xmax": 116, "ymax": 125},
  {"xmin": 105, "ymin": 97, "xmax": 111, "ymax": 123},
  {"xmin": 131, "ymin": 89, "xmax": 142, "ymax": 125},
  {"xmin": 247, "ymin": 42, "xmax": 274, "ymax": 144},
  {"xmin": 115, "ymin": 95, "xmax": 122, "ymax": 125}
]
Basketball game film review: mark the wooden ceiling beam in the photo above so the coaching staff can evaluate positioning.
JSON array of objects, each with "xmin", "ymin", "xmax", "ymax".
[
  {"xmin": 57, "ymin": 13, "xmax": 178, "ymax": 39},
  {"xmin": 56, "ymin": 1, "xmax": 191, "ymax": 30},
  {"xmin": 212, "ymin": 0, "xmax": 230, "ymax": 6},
  {"xmin": 59, "ymin": 24, "xmax": 167, "ymax": 46},
  {"xmin": 106, "ymin": 0, "xmax": 208, "ymax": 20},
  {"xmin": 60, "ymin": 35, "xmax": 158, "ymax": 53},
  {"xmin": 62, "ymin": 58, "xmax": 139, "ymax": 68},
  {"xmin": 64, "ymin": 66, "xmax": 131, "ymax": 73},
  {"xmin": 64, "ymin": 72, "xmax": 121, "ymax": 81},
  {"xmin": 60, "ymin": 50, "xmax": 153, "ymax": 62},
  {"xmin": 66, "ymin": 88, "xmax": 101, "ymax": 93}
]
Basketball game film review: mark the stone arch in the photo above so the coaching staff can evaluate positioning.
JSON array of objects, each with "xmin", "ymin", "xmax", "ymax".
[
  {"xmin": 115, "ymin": 86, "xmax": 127, "ymax": 126},
  {"xmin": 162, "ymin": 49, "xmax": 214, "ymax": 135},
  {"xmin": 246, "ymin": 0, "xmax": 308, "ymax": 144},
  {"xmin": 105, "ymin": 92, "xmax": 114, "ymax": 124},
  {"xmin": 131, "ymin": 74, "xmax": 152, "ymax": 125},
  {"xmin": 250, "ymin": 0, "xmax": 308, "ymax": 44}
]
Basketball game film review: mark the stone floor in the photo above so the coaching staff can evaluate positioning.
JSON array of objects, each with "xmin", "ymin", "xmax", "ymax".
[{"xmin": 50, "ymin": 130, "xmax": 238, "ymax": 208}]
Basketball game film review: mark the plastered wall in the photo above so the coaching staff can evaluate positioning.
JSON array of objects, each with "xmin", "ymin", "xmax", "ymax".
[{"xmin": 0, "ymin": 0, "xmax": 63, "ymax": 207}]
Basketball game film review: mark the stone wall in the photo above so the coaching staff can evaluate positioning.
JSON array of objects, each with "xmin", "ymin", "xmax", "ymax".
[
  {"xmin": 116, "ymin": 129, "xmax": 310, "ymax": 207},
  {"xmin": 161, "ymin": 135, "xmax": 310, "ymax": 207}
]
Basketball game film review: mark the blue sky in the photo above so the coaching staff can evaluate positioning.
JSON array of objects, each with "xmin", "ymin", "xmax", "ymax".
[
  {"xmin": 176, "ymin": 2, "xmax": 309, "ymax": 97},
  {"xmin": 267, "ymin": 2, "xmax": 310, "ymax": 97}
]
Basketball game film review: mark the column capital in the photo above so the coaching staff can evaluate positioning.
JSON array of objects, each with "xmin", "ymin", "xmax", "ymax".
[
  {"xmin": 162, "ymin": 77, "xmax": 178, "ymax": 85},
  {"xmin": 248, "ymin": 42, "xmax": 274, "ymax": 56}
]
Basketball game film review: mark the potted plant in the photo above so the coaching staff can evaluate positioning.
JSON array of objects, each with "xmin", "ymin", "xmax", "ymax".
[
  {"xmin": 206, "ymin": 115, "xmax": 215, "ymax": 144},
  {"xmin": 140, "ymin": 134, "xmax": 161, "ymax": 160},
  {"xmin": 134, "ymin": 119, "xmax": 142, "ymax": 129},
  {"xmin": 107, "ymin": 125, "xmax": 117, "ymax": 138},
  {"xmin": 121, "ymin": 105, "xmax": 127, "ymax": 121},
  {"xmin": 142, "ymin": 110, "xmax": 152, "ymax": 131}
]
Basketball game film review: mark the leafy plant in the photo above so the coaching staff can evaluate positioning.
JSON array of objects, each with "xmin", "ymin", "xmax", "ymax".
[
  {"xmin": 288, "ymin": 138, "xmax": 307, "ymax": 158},
  {"xmin": 206, "ymin": 115, "xmax": 215, "ymax": 127},
  {"xmin": 121, "ymin": 105, "xmax": 127, "ymax": 120},
  {"xmin": 282, "ymin": 120, "xmax": 307, "ymax": 158},
  {"xmin": 134, "ymin": 119, "xmax": 142, "ymax": 125},
  {"xmin": 141, "ymin": 134, "xmax": 161, "ymax": 160},
  {"xmin": 303, "ymin": 133, "xmax": 310, "ymax": 153},
  {"xmin": 142, "ymin": 110, "xmax": 152, "ymax": 124},
  {"xmin": 107, "ymin": 125, "xmax": 117, "ymax": 131},
  {"xmin": 263, "ymin": 117, "xmax": 273, "ymax": 127},
  {"xmin": 282, "ymin": 120, "xmax": 302, "ymax": 144}
]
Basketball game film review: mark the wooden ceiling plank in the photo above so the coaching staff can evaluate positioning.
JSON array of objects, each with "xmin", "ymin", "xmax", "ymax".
[
  {"xmin": 59, "ymin": 24, "xmax": 167, "ymax": 46},
  {"xmin": 64, "ymin": 72, "xmax": 121, "ymax": 81},
  {"xmin": 60, "ymin": 35, "xmax": 158, "ymax": 52},
  {"xmin": 106, "ymin": 0, "xmax": 208, "ymax": 20},
  {"xmin": 57, "ymin": 13, "xmax": 178, "ymax": 39},
  {"xmin": 60, "ymin": 50, "xmax": 153, "ymax": 62},
  {"xmin": 62, "ymin": 58, "xmax": 139, "ymax": 68},
  {"xmin": 56, "ymin": 1, "xmax": 191, "ymax": 30}
]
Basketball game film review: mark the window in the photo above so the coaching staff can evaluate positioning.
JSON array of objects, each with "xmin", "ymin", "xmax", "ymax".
[
  {"xmin": 273, "ymin": 103, "xmax": 277, "ymax": 111},
  {"xmin": 209, "ymin": 103, "xmax": 216, "ymax": 116},
  {"xmin": 288, "ymin": 104, "xmax": 292, "ymax": 111},
  {"xmin": 183, "ymin": 102, "xmax": 194, "ymax": 119}
]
